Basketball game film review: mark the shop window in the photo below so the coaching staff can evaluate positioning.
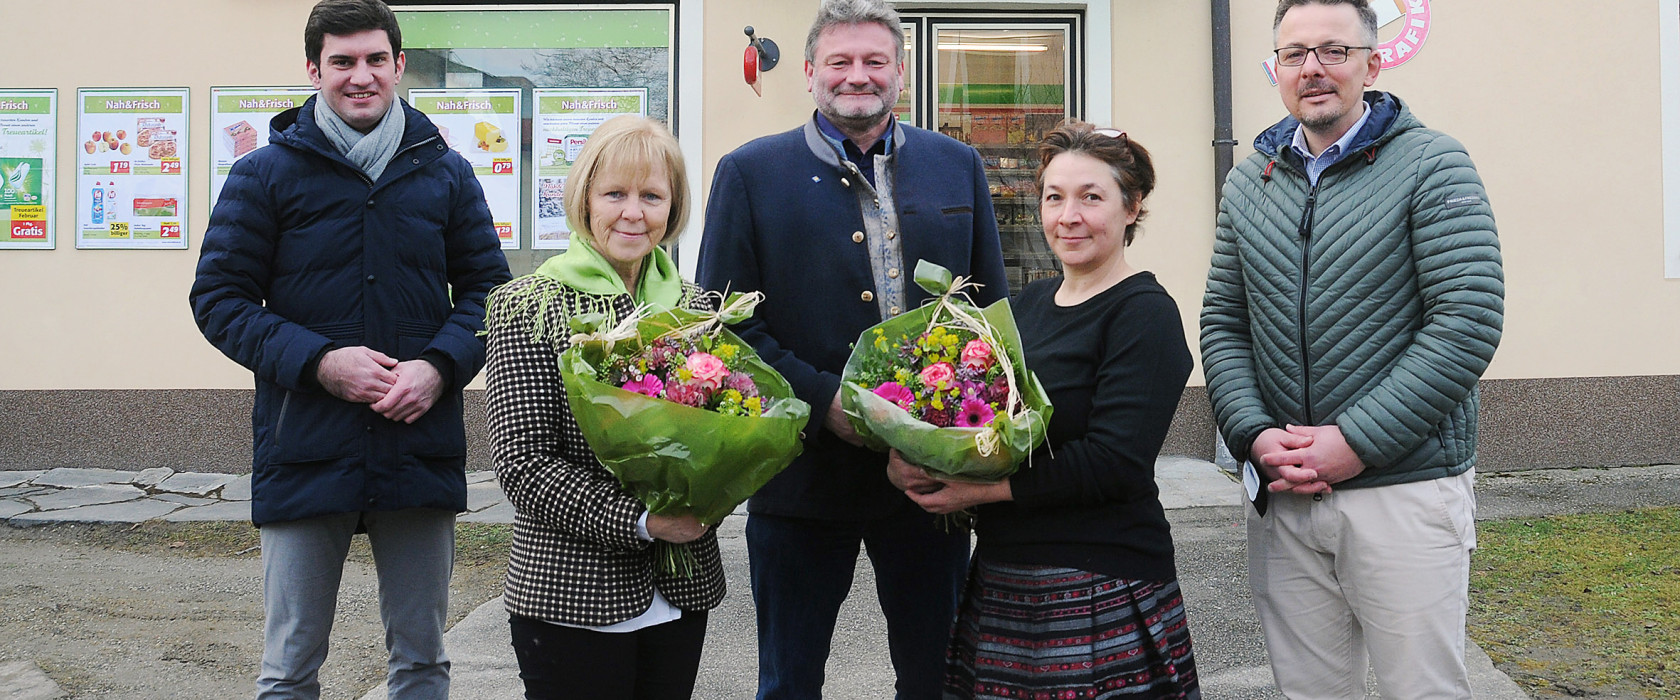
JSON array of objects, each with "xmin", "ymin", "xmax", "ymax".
[
  {"xmin": 900, "ymin": 13, "xmax": 1082, "ymax": 294},
  {"xmin": 393, "ymin": 6, "xmax": 676, "ymax": 275}
]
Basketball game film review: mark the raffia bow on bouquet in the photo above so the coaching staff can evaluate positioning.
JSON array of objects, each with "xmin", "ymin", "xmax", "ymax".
[
  {"xmin": 560, "ymin": 291, "xmax": 810, "ymax": 575},
  {"xmin": 840, "ymin": 260, "xmax": 1053, "ymax": 488}
]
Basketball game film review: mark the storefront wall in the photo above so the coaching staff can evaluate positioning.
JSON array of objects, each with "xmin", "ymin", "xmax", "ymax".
[{"xmin": 2, "ymin": 0, "xmax": 1675, "ymax": 471}]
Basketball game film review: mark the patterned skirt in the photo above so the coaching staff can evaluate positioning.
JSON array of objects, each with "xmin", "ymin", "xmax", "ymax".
[{"xmin": 943, "ymin": 557, "xmax": 1200, "ymax": 700}]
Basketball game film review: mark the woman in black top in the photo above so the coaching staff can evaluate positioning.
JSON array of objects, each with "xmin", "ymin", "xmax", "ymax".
[{"xmin": 890, "ymin": 120, "xmax": 1199, "ymax": 699}]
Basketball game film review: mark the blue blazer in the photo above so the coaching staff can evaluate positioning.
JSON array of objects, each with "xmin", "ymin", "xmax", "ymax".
[{"xmin": 698, "ymin": 117, "xmax": 1008, "ymax": 520}]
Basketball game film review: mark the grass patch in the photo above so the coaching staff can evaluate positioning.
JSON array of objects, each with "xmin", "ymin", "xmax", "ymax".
[{"xmin": 1470, "ymin": 507, "xmax": 1679, "ymax": 698}]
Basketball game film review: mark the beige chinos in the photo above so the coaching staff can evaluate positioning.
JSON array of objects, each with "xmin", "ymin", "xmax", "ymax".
[{"xmin": 1247, "ymin": 469, "xmax": 1477, "ymax": 700}]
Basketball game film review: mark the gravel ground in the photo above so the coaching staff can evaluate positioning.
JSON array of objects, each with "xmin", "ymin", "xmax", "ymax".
[{"xmin": 0, "ymin": 523, "xmax": 504, "ymax": 699}]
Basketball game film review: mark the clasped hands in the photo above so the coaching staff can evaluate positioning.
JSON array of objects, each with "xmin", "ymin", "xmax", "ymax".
[
  {"xmin": 1252, "ymin": 424, "xmax": 1367, "ymax": 495},
  {"xmin": 885, "ymin": 449, "xmax": 1011, "ymax": 514},
  {"xmin": 316, "ymin": 346, "xmax": 443, "ymax": 424}
]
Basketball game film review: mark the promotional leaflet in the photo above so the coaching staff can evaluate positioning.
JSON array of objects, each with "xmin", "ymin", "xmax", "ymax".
[
  {"xmin": 410, "ymin": 88, "xmax": 522, "ymax": 250},
  {"xmin": 0, "ymin": 90, "xmax": 56, "ymax": 250},
  {"xmin": 531, "ymin": 88, "xmax": 646, "ymax": 249},
  {"xmin": 76, "ymin": 88, "xmax": 189, "ymax": 249},
  {"xmin": 209, "ymin": 87, "xmax": 314, "ymax": 207}
]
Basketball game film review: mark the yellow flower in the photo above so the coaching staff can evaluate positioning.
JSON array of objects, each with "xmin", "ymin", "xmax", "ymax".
[
  {"xmin": 745, "ymin": 396, "xmax": 763, "ymax": 413},
  {"xmin": 724, "ymin": 389, "xmax": 744, "ymax": 403},
  {"xmin": 714, "ymin": 344, "xmax": 739, "ymax": 361}
]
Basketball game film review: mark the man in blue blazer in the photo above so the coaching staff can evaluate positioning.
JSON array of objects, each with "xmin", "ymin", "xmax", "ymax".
[{"xmin": 697, "ymin": 0, "xmax": 1007, "ymax": 697}]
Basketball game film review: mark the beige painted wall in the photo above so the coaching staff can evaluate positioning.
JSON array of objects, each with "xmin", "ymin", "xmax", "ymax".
[{"xmin": 3, "ymin": 0, "xmax": 1676, "ymax": 391}]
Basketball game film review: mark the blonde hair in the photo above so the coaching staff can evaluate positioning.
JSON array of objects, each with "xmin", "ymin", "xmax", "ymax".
[{"xmin": 564, "ymin": 115, "xmax": 690, "ymax": 247}]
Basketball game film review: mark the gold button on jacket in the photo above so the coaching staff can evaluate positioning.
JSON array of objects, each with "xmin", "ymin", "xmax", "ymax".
[{"xmin": 860, "ymin": 290, "xmax": 875, "ymax": 302}]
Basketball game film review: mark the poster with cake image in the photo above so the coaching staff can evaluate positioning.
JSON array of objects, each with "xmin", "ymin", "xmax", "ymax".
[
  {"xmin": 0, "ymin": 89, "xmax": 56, "ymax": 249},
  {"xmin": 531, "ymin": 88, "xmax": 646, "ymax": 249},
  {"xmin": 76, "ymin": 88, "xmax": 189, "ymax": 249},
  {"xmin": 409, "ymin": 88, "xmax": 522, "ymax": 250},
  {"xmin": 209, "ymin": 87, "xmax": 314, "ymax": 208}
]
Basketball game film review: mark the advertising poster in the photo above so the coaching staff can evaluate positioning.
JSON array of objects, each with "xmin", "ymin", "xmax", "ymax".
[
  {"xmin": 531, "ymin": 88, "xmax": 646, "ymax": 249},
  {"xmin": 410, "ymin": 88, "xmax": 522, "ymax": 250},
  {"xmin": 76, "ymin": 88, "xmax": 189, "ymax": 249},
  {"xmin": 0, "ymin": 90, "xmax": 56, "ymax": 250},
  {"xmin": 209, "ymin": 87, "xmax": 314, "ymax": 207}
]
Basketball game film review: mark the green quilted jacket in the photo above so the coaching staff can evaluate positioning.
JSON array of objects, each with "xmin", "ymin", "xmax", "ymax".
[{"xmin": 1200, "ymin": 92, "xmax": 1504, "ymax": 490}]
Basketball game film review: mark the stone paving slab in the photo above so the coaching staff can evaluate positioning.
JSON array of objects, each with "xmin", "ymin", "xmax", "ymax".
[
  {"xmin": 0, "ymin": 486, "xmax": 50, "ymax": 499},
  {"xmin": 0, "ymin": 660, "xmax": 66, "ymax": 700},
  {"xmin": 1157, "ymin": 456, "xmax": 1242, "ymax": 510},
  {"xmin": 222, "ymin": 474, "xmax": 252, "ymax": 501},
  {"xmin": 132, "ymin": 467, "xmax": 175, "ymax": 488},
  {"xmin": 467, "ymin": 471, "xmax": 498, "ymax": 484},
  {"xmin": 459, "ymin": 501, "xmax": 515, "ymax": 524},
  {"xmin": 31, "ymin": 467, "xmax": 135, "ymax": 488},
  {"xmin": 156, "ymin": 472, "xmax": 234, "ymax": 496},
  {"xmin": 10, "ymin": 498, "xmax": 182, "ymax": 525},
  {"xmin": 466, "ymin": 481, "xmax": 504, "ymax": 512},
  {"xmin": 0, "ymin": 470, "xmax": 44, "ymax": 489},
  {"xmin": 163, "ymin": 500, "xmax": 252, "ymax": 522},
  {"xmin": 26, "ymin": 484, "xmax": 144, "ymax": 511},
  {"xmin": 0, "ymin": 499, "xmax": 31, "ymax": 520},
  {"xmin": 153, "ymin": 493, "xmax": 216, "ymax": 507}
]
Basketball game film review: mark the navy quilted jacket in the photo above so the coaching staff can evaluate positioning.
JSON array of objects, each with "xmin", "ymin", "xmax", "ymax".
[
  {"xmin": 190, "ymin": 96, "xmax": 510, "ymax": 525},
  {"xmin": 1200, "ymin": 92, "xmax": 1504, "ymax": 489}
]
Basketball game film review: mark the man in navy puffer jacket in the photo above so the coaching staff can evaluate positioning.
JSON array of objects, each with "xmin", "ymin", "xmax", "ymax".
[{"xmin": 188, "ymin": 1, "xmax": 509, "ymax": 697}]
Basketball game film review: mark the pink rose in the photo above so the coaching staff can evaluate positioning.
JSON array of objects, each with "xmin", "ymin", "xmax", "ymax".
[
  {"xmin": 873, "ymin": 382, "xmax": 916, "ymax": 411},
  {"xmin": 960, "ymin": 339, "xmax": 995, "ymax": 371},
  {"xmin": 686, "ymin": 352, "xmax": 730, "ymax": 390},
  {"xmin": 919, "ymin": 362, "xmax": 955, "ymax": 388},
  {"xmin": 621, "ymin": 373, "xmax": 664, "ymax": 397}
]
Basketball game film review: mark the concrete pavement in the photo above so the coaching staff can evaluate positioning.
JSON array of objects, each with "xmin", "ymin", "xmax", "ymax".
[{"xmin": 11, "ymin": 461, "xmax": 1680, "ymax": 698}]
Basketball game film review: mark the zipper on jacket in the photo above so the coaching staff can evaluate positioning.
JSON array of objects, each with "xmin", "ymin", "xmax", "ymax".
[
  {"xmin": 274, "ymin": 391, "xmax": 292, "ymax": 449},
  {"xmin": 1296, "ymin": 183, "xmax": 1319, "ymax": 424}
]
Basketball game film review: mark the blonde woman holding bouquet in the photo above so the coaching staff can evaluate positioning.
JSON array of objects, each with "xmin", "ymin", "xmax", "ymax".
[
  {"xmin": 483, "ymin": 115, "xmax": 723, "ymax": 700},
  {"xmin": 889, "ymin": 121, "xmax": 1200, "ymax": 699}
]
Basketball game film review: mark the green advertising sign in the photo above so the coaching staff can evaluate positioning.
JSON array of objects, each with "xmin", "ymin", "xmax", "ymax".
[
  {"xmin": 0, "ymin": 158, "xmax": 43, "ymax": 206},
  {"xmin": 0, "ymin": 97, "xmax": 52, "ymax": 114},
  {"xmin": 83, "ymin": 94, "xmax": 187, "ymax": 114},
  {"xmin": 411, "ymin": 95, "xmax": 518, "ymax": 115},
  {"xmin": 537, "ymin": 94, "xmax": 642, "ymax": 115}
]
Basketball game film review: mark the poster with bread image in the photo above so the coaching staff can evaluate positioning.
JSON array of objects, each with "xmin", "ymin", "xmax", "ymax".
[
  {"xmin": 75, "ymin": 88, "xmax": 189, "ymax": 250},
  {"xmin": 208, "ymin": 87, "xmax": 315, "ymax": 208}
]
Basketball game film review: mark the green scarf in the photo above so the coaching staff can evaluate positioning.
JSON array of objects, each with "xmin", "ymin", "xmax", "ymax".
[
  {"xmin": 484, "ymin": 236, "xmax": 684, "ymax": 347},
  {"xmin": 535, "ymin": 236, "xmax": 684, "ymax": 310}
]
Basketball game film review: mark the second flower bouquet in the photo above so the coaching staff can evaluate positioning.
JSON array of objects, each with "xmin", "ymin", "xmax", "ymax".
[
  {"xmin": 560, "ymin": 293, "xmax": 810, "ymax": 572},
  {"xmin": 841, "ymin": 261, "xmax": 1053, "ymax": 483}
]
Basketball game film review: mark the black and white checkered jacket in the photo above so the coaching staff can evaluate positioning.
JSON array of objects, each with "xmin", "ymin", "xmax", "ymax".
[{"xmin": 484, "ymin": 275, "xmax": 726, "ymax": 626}]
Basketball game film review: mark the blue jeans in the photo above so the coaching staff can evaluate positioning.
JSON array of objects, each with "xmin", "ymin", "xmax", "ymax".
[
  {"xmin": 746, "ymin": 511, "xmax": 969, "ymax": 700},
  {"xmin": 257, "ymin": 509, "xmax": 455, "ymax": 700}
]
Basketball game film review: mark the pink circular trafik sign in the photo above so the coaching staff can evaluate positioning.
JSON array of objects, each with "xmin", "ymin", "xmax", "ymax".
[{"xmin": 1377, "ymin": 0, "xmax": 1432, "ymax": 70}]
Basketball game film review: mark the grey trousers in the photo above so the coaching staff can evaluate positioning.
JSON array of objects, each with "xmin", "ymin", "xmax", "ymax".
[{"xmin": 257, "ymin": 508, "xmax": 456, "ymax": 700}]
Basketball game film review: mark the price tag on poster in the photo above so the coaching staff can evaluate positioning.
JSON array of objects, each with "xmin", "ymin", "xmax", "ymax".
[
  {"xmin": 410, "ymin": 88, "xmax": 523, "ymax": 250},
  {"xmin": 209, "ymin": 87, "xmax": 313, "ymax": 208},
  {"xmin": 76, "ymin": 88, "xmax": 189, "ymax": 250},
  {"xmin": 531, "ymin": 88, "xmax": 647, "ymax": 250},
  {"xmin": 0, "ymin": 90, "xmax": 56, "ymax": 250}
]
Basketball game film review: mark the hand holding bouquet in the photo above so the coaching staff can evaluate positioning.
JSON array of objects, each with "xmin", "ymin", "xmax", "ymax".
[
  {"xmin": 841, "ymin": 261, "xmax": 1052, "ymax": 483},
  {"xmin": 560, "ymin": 292, "xmax": 810, "ymax": 574}
]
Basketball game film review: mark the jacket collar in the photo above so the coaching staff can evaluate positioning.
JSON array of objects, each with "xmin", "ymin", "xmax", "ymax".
[
  {"xmin": 269, "ymin": 95, "xmax": 442, "ymax": 182},
  {"xmin": 1254, "ymin": 91, "xmax": 1414, "ymax": 169},
  {"xmin": 802, "ymin": 111, "xmax": 906, "ymax": 169}
]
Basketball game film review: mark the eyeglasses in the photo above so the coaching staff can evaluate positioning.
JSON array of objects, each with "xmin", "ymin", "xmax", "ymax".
[
  {"xmin": 1272, "ymin": 44, "xmax": 1371, "ymax": 67},
  {"xmin": 1092, "ymin": 128, "xmax": 1127, "ymax": 143}
]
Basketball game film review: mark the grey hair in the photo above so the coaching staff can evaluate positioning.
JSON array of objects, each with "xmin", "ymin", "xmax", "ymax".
[
  {"xmin": 804, "ymin": 0, "xmax": 906, "ymax": 65},
  {"xmin": 1273, "ymin": 0, "xmax": 1380, "ymax": 48}
]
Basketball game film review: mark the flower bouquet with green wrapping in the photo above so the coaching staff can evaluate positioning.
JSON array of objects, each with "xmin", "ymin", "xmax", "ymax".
[
  {"xmin": 841, "ymin": 260, "xmax": 1053, "ymax": 486},
  {"xmin": 560, "ymin": 292, "xmax": 810, "ymax": 575}
]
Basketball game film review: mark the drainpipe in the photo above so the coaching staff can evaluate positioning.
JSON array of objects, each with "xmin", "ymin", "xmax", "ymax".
[{"xmin": 1211, "ymin": 0, "xmax": 1237, "ymax": 204}]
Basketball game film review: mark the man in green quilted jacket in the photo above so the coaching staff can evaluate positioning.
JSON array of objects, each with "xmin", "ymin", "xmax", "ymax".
[{"xmin": 1199, "ymin": 1, "xmax": 1504, "ymax": 698}]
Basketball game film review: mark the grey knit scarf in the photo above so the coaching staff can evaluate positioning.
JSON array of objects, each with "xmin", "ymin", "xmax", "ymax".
[{"xmin": 314, "ymin": 95, "xmax": 405, "ymax": 183}]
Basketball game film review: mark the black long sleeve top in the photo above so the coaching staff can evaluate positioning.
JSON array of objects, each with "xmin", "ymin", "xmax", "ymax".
[{"xmin": 974, "ymin": 271, "xmax": 1194, "ymax": 581}]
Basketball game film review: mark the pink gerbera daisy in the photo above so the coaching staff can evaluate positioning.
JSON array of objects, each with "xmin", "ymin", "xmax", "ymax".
[{"xmin": 955, "ymin": 398, "xmax": 996, "ymax": 428}]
